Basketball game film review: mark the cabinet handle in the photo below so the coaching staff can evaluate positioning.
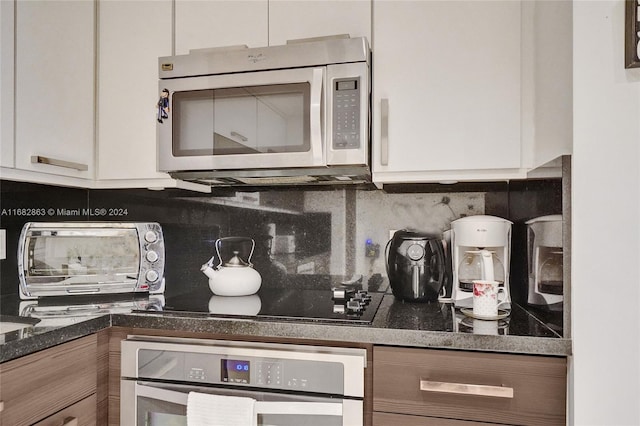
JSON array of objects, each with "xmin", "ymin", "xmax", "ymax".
[
  {"xmin": 230, "ymin": 131, "xmax": 248, "ymax": 142},
  {"xmin": 420, "ymin": 379, "xmax": 514, "ymax": 399},
  {"xmin": 380, "ymin": 98, "xmax": 389, "ymax": 166},
  {"xmin": 30, "ymin": 156, "xmax": 88, "ymax": 171},
  {"xmin": 61, "ymin": 417, "xmax": 78, "ymax": 426},
  {"xmin": 0, "ymin": 400, "xmax": 4, "ymax": 412}
]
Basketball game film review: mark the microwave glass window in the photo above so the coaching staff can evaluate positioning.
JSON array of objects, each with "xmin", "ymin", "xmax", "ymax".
[
  {"xmin": 172, "ymin": 83, "xmax": 310, "ymax": 156},
  {"xmin": 25, "ymin": 229, "xmax": 139, "ymax": 283}
]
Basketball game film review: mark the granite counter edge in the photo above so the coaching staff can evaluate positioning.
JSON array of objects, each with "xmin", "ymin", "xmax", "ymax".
[{"xmin": 112, "ymin": 313, "xmax": 572, "ymax": 357}]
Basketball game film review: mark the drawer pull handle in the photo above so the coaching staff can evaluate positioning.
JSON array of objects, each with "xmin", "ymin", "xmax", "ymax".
[
  {"xmin": 62, "ymin": 417, "xmax": 78, "ymax": 426},
  {"xmin": 0, "ymin": 400, "xmax": 4, "ymax": 412},
  {"xmin": 420, "ymin": 379, "xmax": 514, "ymax": 399},
  {"xmin": 30, "ymin": 155, "xmax": 88, "ymax": 171}
]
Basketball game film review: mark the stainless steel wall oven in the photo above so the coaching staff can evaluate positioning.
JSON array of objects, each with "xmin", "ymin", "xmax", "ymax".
[{"xmin": 120, "ymin": 335, "xmax": 367, "ymax": 426}]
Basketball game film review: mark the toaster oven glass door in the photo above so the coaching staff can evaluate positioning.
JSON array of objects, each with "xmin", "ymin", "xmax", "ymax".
[{"xmin": 24, "ymin": 228, "xmax": 140, "ymax": 285}]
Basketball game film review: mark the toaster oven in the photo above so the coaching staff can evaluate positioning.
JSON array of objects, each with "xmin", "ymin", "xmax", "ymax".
[{"xmin": 18, "ymin": 222, "xmax": 165, "ymax": 299}]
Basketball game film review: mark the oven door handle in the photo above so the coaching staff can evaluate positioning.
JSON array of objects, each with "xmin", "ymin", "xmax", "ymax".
[
  {"xmin": 135, "ymin": 383, "xmax": 344, "ymax": 416},
  {"xmin": 255, "ymin": 401, "xmax": 342, "ymax": 416},
  {"xmin": 136, "ymin": 383, "xmax": 188, "ymax": 405}
]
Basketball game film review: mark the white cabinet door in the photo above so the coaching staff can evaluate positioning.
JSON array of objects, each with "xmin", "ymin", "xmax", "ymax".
[
  {"xmin": 97, "ymin": 0, "xmax": 173, "ymax": 181},
  {"xmin": 268, "ymin": 0, "xmax": 371, "ymax": 46},
  {"xmin": 0, "ymin": 0, "xmax": 15, "ymax": 168},
  {"xmin": 372, "ymin": 0, "xmax": 523, "ymax": 184},
  {"xmin": 175, "ymin": 0, "xmax": 268, "ymax": 55},
  {"xmin": 14, "ymin": 0, "xmax": 95, "ymax": 179}
]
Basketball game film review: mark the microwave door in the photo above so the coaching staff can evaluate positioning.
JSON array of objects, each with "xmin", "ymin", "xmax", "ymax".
[{"xmin": 158, "ymin": 67, "xmax": 325, "ymax": 173}]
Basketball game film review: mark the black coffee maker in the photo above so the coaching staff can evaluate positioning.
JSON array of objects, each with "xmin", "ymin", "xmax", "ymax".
[{"xmin": 386, "ymin": 230, "xmax": 446, "ymax": 302}]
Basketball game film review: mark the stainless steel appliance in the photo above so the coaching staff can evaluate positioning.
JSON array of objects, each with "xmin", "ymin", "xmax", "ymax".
[
  {"xmin": 526, "ymin": 214, "xmax": 563, "ymax": 309},
  {"xmin": 120, "ymin": 335, "xmax": 367, "ymax": 426},
  {"xmin": 385, "ymin": 230, "xmax": 445, "ymax": 302},
  {"xmin": 18, "ymin": 222, "xmax": 165, "ymax": 299},
  {"xmin": 450, "ymin": 215, "xmax": 512, "ymax": 309},
  {"xmin": 157, "ymin": 35, "xmax": 371, "ymax": 187}
]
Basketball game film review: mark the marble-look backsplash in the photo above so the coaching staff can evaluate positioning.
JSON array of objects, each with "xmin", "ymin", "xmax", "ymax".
[{"xmin": 0, "ymin": 179, "xmax": 562, "ymax": 305}]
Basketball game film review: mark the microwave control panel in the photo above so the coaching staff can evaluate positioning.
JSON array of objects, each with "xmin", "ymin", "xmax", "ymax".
[{"xmin": 332, "ymin": 78, "xmax": 361, "ymax": 150}]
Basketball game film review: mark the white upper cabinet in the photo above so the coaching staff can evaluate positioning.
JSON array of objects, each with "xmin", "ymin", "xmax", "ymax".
[
  {"xmin": 372, "ymin": 0, "xmax": 524, "ymax": 184},
  {"xmin": 96, "ymin": 0, "xmax": 173, "ymax": 183},
  {"xmin": 0, "ymin": 0, "xmax": 15, "ymax": 168},
  {"xmin": 13, "ymin": 0, "xmax": 95, "ymax": 179},
  {"xmin": 175, "ymin": 1, "xmax": 268, "ymax": 54},
  {"xmin": 268, "ymin": 1, "xmax": 371, "ymax": 45}
]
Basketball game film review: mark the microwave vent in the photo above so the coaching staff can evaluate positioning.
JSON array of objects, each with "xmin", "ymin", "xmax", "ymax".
[{"xmin": 235, "ymin": 176, "xmax": 318, "ymax": 185}]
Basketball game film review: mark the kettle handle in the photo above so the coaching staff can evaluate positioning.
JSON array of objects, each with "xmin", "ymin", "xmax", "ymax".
[{"xmin": 214, "ymin": 237, "xmax": 256, "ymax": 266}]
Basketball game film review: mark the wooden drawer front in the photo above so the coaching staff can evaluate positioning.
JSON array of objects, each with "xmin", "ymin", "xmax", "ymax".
[
  {"xmin": 374, "ymin": 411, "xmax": 496, "ymax": 426},
  {"xmin": 373, "ymin": 346, "xmax": 566, "ymax": 426},
  {"xmin": 33, "ymin": 394, "xmax": 97, "ymax": 426},
  {"xmin": 0, "ymin": 335, "xmax": 97, "ymax": 426}
]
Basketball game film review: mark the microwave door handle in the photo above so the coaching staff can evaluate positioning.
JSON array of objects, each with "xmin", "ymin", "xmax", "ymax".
[
  {"xmin": 255, "ymin": 401, "xmax": 342, "ymax": 416},
  {"xmin": 310, "ymin": 68, "xmax": 324, "ymax": 164}
]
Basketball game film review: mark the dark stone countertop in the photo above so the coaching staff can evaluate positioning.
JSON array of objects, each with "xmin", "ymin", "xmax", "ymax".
[{"xmin": 0, "ymin": 290, "xmax": 570, "ymax": 363}]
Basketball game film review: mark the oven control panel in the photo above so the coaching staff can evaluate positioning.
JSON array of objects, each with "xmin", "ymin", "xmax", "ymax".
[{"xmin": 137, "ymin": 349, "xmax": 344, "ymax": 395}]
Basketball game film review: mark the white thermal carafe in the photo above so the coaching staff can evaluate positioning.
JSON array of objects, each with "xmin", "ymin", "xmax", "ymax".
[
  {"xmin": 451, "ymin": 215, "xmax": 512, "ymax": 309},
  {"xmin": 526, "ymin": 215, "xmax": 563, "ymax": 309}
]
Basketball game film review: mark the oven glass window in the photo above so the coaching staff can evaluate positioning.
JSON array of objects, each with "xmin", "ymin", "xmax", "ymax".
[
  {"xmin": 25, "ymin": 228, "xmax": 139, "ymax": 284},
  {"xmin": 134, "ymin": 385, "xmax": 346, "ymax": 426},
  {"xmin": 172, "ymin": 83, "xmax": 310, "ymax": 156}
]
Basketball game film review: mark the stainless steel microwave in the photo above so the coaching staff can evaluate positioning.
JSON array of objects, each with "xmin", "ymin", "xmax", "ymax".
[
  {"xmin": 18, "ymin": 222, "xmax": 165, "ymax": 299},
  {"xmin": 157, "ymin": 36, "xmax": 371, "ymax": 187}
]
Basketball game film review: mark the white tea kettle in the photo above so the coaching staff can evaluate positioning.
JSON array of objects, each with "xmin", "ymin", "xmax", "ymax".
[{"xmin": 201, "ymin": 237, "xmax": 262, "ymax": 296}]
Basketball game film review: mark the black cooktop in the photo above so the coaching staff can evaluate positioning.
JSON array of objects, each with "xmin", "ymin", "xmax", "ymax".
[{"xmin": 136, "ymin": 274, "xmax": 387, "ymax": 325}]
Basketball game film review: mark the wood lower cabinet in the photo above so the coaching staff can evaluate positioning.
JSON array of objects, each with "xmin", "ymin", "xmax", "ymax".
[
  {"xmin": 32, "ymin": 394, "xmax": 97, "ymax": 426},
  {"xmin": 0, "ymin": 334, "xmax": 98, "ymax": 426},
  {"xmin": 374, "ymin": 412, "xmax": 496, "ymax": 426},
  {"xmin": 373, "ymin": 346, "xmax": 567, "ymax": 426}
]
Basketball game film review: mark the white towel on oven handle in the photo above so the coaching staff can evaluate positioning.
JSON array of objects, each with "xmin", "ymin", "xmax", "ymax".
[{"xmin": 186, "ymin": 392, "xmax": 256, "ymax": 426}]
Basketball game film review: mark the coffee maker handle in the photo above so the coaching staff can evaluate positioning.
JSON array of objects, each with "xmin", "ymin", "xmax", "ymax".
[{"xmin": 428, "ymin": 239, "xmax": 446, "ymax": 287}]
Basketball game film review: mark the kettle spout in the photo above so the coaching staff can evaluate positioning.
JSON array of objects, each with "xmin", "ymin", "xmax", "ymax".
[{"xmin": 201, "ymin": 256, "xmax": 217, "ymax": 279}]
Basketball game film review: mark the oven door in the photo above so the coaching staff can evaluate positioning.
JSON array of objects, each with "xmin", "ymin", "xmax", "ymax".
[
  {"xmin": 158, "ymin": 67, "xmax": 325, "ymax": 173},
  {"xmin": 121, "ymin": 380, "xmax": 363, "ymax": 426}
]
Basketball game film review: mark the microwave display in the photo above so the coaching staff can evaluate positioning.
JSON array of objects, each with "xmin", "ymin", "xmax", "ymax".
[{"xmin": 172, "ymin": 83, "xmax": 310, "ymax": 157}]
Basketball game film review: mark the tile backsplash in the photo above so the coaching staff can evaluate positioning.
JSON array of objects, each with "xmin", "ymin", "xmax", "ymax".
[{"xmin": 0, "ymin": 179, "xmax": 562, "ymax": 305}]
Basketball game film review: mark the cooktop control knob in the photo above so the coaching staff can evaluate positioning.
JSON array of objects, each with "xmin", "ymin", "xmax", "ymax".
[
  {"xmin": 346, "ymin": 300, "xmax": 364, "ymax": 313},
  {"xmin": 332, "ymin": 287, "xmax": 355, "ymax": 300},
  {"xmin": 144, "ymin": 230, "xmax": 158, "ymax": 243}
]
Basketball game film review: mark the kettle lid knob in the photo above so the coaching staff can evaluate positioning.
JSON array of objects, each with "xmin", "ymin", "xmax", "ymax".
[{"xmin": 224, "ymin": 250, "xmax": 250, "ymax": 267}]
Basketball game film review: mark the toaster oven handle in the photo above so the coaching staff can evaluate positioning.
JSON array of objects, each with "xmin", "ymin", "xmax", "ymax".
[{"xmin": 309, "ymin": 68, "xmax": 324, "ymax": 164}]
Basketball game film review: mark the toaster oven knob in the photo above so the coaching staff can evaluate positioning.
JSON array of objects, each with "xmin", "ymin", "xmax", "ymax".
[
  {"xmin": 146, "ymin": 250, "xmax": 159, "ymax": 263},
  {"xmin": 144, "ymin": 230, "xmax": 158, "ymax": 243},
  {"xmin": 145, "ymin": 269, "xmax": 160, "ymax": 283}
]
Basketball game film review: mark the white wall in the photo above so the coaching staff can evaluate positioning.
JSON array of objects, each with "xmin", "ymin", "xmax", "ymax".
[{"xmin": 572, "ymin": 1, "xmax": 640, "ymax": 424}]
